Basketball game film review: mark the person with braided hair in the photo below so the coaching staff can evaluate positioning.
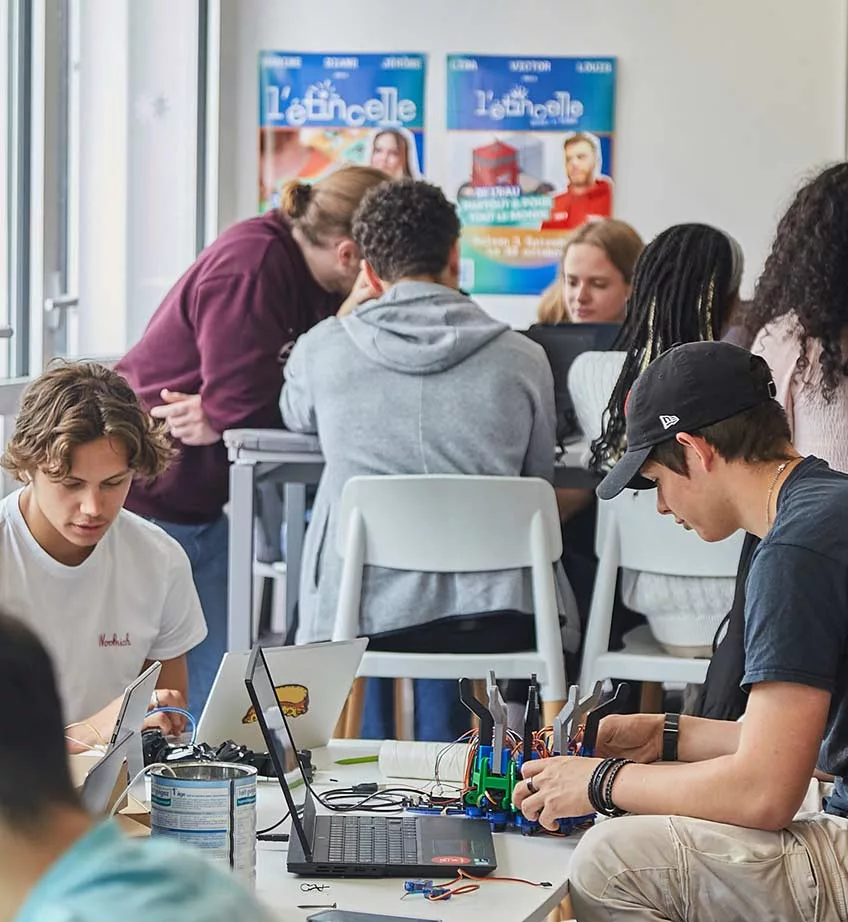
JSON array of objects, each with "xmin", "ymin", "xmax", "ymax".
[
  {"xmin": 568, "ymin": 224, "xmax": 746, "ymax": 657},
  {"xmin": 588, "ymin": 223, "xmax": 745, "ymax": 475}
]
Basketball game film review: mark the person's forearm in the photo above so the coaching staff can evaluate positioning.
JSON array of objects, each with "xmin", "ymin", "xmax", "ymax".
[
  {"xmin": 677, "ymin": 715, "xmax": 742, "ymax": 762},
  {"xmin": 611, "ymin": 755, "xmax": 800, "ymax": 830}
]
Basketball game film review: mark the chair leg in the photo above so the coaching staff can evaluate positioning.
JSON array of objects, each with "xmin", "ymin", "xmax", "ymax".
[
  {"xmin": 541, "ymin": 699, "xmax": 564, "ymax": 728},
  {"xmin": 341, "ymin": 677, "xmax": 367, "ymax": 738},
  {"xmin": 332, "ymin": 701, "xmax": 348, "ymax": 740},
  {"xmin": 394, "ymin": 678, "xmax": 413, "ymax": 740},
  {"xmin": 639, "ymin": 682, "xmax": 664, "ymax": 713}
]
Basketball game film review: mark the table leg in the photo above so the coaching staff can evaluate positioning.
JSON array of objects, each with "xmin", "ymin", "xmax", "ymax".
[
  {"xmin": 283, "ymin": 481, "xmax": 307, "ymax": 635},
  {"xmin": 228, "ymin": 461, "xmax": 256, "ymax": 652}
]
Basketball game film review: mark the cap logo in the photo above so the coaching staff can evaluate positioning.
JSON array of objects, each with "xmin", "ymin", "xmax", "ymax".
[{"xmin": 659, "ymin": 414, "xmax": 679, "ymax": 430}]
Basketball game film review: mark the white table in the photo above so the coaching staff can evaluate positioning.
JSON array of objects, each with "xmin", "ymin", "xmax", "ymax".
[
  {"xmin": 224, "ymin": 428, "xmax": 595, "ymax": 653},
  {"xmin": 255, "ymin": 741, "xmax": 578, "ymax": 922}
]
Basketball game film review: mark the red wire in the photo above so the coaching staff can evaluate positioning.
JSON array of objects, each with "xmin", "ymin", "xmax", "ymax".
[{"xmin": 424, "ymin": 867, "xmax": 552, "ymax": 900}]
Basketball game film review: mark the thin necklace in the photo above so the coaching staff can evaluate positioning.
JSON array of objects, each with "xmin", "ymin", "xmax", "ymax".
[{"xmin": 765, "ymin": 459, "xmax": 798, "ymax": 529}]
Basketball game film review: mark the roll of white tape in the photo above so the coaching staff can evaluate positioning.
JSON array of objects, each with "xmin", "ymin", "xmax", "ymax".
[{"xmin": 378, "ymin": 739, "xmax": 469, "ymax": 784}]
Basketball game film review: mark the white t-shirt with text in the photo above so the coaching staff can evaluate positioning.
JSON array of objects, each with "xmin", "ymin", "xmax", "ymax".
[{"xmin": 0, "ymin": 489, "xmax": 207, "ymax": 723}]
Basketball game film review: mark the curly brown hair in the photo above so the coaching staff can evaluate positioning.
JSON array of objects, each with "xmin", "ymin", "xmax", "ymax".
[
  {"xmin": 2, "ymin": 361, "xmax": 175, "ymax": 482},
  {"xmin": 351, "ymin": 178, "xmax": 460, "ymax": 282},
  {"xmin": 746, "ymin": 162, "xmax": 848, "ymax": 401}
]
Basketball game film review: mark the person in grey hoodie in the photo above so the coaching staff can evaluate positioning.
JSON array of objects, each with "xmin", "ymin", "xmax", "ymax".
[{"xmin": 280, "ymin": 178, "xmax": 578, "ymax": 741}]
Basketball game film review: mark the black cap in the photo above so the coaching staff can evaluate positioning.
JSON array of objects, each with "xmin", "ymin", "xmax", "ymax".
[{"xmin": 597, "ymin": 341, "xmax": 777, "ymax": 500}]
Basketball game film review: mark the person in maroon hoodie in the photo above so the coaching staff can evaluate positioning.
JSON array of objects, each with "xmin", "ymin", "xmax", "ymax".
[{"xmin": 116, "ymin": 165, "xmax": 387, "ymax": 712}]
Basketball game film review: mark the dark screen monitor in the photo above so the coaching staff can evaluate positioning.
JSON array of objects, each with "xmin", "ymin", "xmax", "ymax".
[{"xmin": 521, "ymin": 322, "xmax": 621, "ymax": 445}]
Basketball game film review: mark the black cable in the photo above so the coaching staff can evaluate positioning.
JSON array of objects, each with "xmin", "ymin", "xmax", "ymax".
[
  {"xmin": 307, "ymin": 781, "xmax": 460, "ymax": 814},
  {"xmin": 256, "ymin": 802, "xmax": 304, "ymax": 837},
  {"xmin": 257, "ymin": 810, "xmax": 290, "ymax": 836}
]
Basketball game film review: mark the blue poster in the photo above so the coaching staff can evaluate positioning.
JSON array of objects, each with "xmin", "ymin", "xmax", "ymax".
[
  {"xmin": 259, "ymin": 52, "xmax": 426, "ymax": 212},
  {"xmin": 446, "ymin": 55, "xmax": 616, "ymax": 295}
]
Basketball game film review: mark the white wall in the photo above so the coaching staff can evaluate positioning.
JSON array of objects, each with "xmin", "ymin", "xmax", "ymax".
[{"xmin": 217, "ymin": 0, "xmax": 848, "ymax": 327}]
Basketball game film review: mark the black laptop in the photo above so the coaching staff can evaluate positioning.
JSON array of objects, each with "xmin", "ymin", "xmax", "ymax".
[
  {"xmin": 522, "ymin": 322, "xmax": 621, "ymax": 445},
  {"xmin": 244, "ymin": 645, "xmax": 498, "ymax": 878}
]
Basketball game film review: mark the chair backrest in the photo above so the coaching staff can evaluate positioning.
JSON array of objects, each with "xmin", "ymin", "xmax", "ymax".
[
  {"xmin": 598, "ymin": 490, "xmax": 743, "ymax": 578},
  {"xmin": 567, "ymin": 350, "xmax": 625, "ymax": 445},
  {"xmin": 336, "ymin": 475, "xmax": 562, "ymax": 572}
]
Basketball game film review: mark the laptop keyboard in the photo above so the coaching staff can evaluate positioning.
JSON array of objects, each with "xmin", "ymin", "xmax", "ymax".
[{"xmin": 327, "ymin": 815, "xmax": 418, "ymax": 865}]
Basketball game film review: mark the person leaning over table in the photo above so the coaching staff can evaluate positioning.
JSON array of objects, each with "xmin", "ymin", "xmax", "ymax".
[{"xmin": 116, "ymin": 164, "xmax": 388, "ymax": 713}]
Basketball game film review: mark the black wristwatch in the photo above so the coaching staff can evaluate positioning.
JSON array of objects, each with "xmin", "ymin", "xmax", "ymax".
[{"xmin": 662, "ymin": 712, "xmax": 680, "ymax": 762}]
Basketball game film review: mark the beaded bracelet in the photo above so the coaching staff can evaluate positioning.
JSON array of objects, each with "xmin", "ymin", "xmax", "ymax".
[
  {"xmin": 587, "ymin": 758, "xmax": 617, "ymax": 813},
  {"xmin": 587, "ymin": 757, "xmax": 632, "ymax": 817},
  {"xmin": 602, "ymin": 757, "xmax": 633, "ymax": 817}
]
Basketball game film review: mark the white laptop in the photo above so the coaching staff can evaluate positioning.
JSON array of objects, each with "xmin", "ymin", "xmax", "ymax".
[{"xmin": 196, "ymin": 639, "xmax": 367, "ymax": 752}]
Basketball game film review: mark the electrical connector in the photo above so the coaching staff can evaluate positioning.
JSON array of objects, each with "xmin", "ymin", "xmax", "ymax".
[
  {"xmin": 404, "ymin": 878, "xmax": 434, "ymax": 893},
  {"xmin": 351, "ymin": 782, "xmax": 379, "ymax": 794}
]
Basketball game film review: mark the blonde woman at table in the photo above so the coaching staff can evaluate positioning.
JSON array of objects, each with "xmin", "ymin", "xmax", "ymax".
[{"xmin": 536, "ymin": 218, "xmax": 644, "ymax": 326}]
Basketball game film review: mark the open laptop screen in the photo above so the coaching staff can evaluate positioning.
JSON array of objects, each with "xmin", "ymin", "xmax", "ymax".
[
  {"xmin": 244, "ymin": 644, "xmax": 312, "ymax": 857},
  {"xmin": 522, "ymin": 322, "xmax": 621, "ymax": 444}
]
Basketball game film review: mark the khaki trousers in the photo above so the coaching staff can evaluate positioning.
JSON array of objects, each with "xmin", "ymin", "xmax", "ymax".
[{"xmin": 569, "ymin": 812, "xmax": 848, "ymax": 921}]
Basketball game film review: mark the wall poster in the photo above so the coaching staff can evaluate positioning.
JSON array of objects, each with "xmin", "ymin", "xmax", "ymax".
[
  {"xmin": 446, "ymin": 55, "xmax": 616, "ymax": 295},
  {"xmin": 259, "ymin": 52, "xmax": 426, "ymax": 212}
]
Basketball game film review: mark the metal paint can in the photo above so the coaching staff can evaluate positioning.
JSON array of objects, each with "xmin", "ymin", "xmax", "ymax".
[{"xmin": 149, "ymin": 762, "xmax": 257, "ymax": 884}]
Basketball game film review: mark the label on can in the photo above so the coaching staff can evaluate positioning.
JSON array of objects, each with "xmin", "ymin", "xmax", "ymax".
[{"xmin": 150, "ymin": 765, "xmax": 257, "ymax": 884}]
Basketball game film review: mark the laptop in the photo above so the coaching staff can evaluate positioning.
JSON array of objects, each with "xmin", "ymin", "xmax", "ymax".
[
  {"xmin": 522, "ymin": 322, "xmax": 621, "ymax": 445},
  {"xmin": 81, "ymin": 660, "xmax": 162, "ymax": 815},
  {"xmin": 197, "ymin": 639, "xmax": 367, "ymax": 751},
  {"xmin": 244, "ymin": 645, "xmax": 498, "ymax": 878},
  {"xmin": 80, "ymin": 728, "xmax": 134, "ymax": 815},
  {"xmin": 109, "ymin": 660, "xmax": 162, "ymax": 745}
]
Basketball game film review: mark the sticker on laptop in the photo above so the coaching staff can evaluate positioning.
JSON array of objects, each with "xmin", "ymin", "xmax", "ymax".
[{"xmin": 242, "ymin": 683, "xmax": 310, "ymax": 722}]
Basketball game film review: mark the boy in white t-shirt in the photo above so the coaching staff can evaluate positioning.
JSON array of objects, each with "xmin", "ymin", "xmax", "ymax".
[{"xmin": 0, "ymin": 362, "xmax": 207, "ymax": 746}]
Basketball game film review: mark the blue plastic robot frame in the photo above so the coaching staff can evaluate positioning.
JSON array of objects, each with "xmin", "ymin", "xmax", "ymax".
[{"xmin": 458, "ymin": 672, "xmax": 630, "ymax": 835}]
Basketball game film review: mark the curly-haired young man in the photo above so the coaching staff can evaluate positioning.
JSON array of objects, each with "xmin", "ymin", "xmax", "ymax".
[
  {"xmin": 0, "ymin": 363, "xmax": 206, "ymax": 747},
  {"xmin": 280, "ymin": 179, "xmax": 576, "ymax": 741}
]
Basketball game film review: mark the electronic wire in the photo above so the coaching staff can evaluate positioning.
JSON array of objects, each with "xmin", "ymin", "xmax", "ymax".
[{"xmin": 146, "ymin": 706, "xmax": 197, "ymax": 744}]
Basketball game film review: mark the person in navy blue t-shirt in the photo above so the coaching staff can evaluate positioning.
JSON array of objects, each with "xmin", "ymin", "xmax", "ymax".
[{"xmin": 514, "ymin": 341, "xmax": 848, "ymax": 921}]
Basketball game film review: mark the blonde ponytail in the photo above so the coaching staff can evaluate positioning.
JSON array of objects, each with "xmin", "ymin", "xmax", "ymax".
[{"xmin": 281, "ymin": 165, "xmax": 387, "ymax": 245}]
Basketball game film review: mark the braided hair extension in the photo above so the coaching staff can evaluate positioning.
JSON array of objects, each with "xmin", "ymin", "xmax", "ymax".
[
  {"xmin": 589, "ymin": 224, "xmax": 737, "ymax": 473},
  {"xmin": 746, "ymin": 163, "xmax": 848, "ymax": 402}
]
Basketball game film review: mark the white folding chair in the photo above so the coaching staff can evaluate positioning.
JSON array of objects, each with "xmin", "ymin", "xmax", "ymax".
[
  {"xmin": 332, "ymin": 475, "xmax": 568, "ymax": 735},
  {"xmin": 580, "ymin": 489, "xmax": 743, "ymax": 695}
]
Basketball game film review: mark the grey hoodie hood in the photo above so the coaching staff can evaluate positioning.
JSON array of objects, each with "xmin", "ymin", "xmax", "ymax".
[{"xmin": 339, "ymin": 281, "xmax": 509, "ymax": 375}]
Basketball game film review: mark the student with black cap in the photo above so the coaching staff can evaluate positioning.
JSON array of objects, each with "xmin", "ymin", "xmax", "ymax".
[{"xmin": 513, "ymin": 341, "xmax": 848, "ymax": 920}]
